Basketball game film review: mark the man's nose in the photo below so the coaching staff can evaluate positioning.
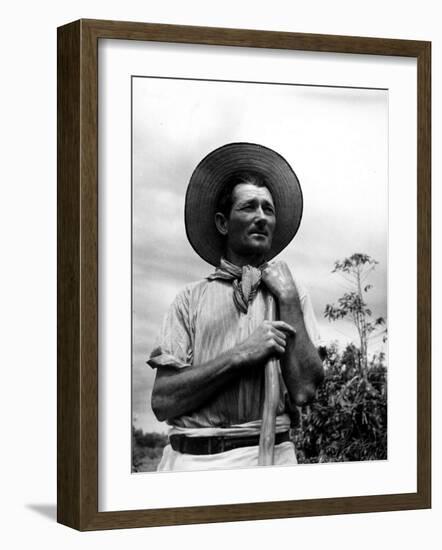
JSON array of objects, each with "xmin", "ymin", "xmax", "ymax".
[{"xmin": 255, "ymin": 206, "xmax": 268, "ymax": 222}]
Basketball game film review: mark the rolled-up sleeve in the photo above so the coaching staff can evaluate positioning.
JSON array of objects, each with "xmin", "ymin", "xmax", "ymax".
[{"xmin": 147, "ymin": 287, "xmax": 193, "ymax": 370}]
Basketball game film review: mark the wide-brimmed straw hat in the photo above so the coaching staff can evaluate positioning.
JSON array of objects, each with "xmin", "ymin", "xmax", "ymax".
[{"xmin": 185, "ymin": 142, "xmax": 303, "ymax": 266}]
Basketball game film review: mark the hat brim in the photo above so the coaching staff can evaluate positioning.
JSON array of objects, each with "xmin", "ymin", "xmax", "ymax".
[{"xmin": 185, "ymin": 142, "xmax": 303, "ymax": 266}]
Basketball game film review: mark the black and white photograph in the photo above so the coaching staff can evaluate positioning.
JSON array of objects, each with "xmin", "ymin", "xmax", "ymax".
[{"xmin": 131, "ymin": 76, "xmax": 388, "ymax": 473}]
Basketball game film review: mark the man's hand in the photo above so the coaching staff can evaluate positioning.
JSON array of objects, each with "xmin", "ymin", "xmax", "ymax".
[
  {"xmin": 262, "ymin": 261, "xmax": 300, "ymax": 305},
  {"xmin": 236, "ymin": 320, "xmax": 296, "ymax": 367}
]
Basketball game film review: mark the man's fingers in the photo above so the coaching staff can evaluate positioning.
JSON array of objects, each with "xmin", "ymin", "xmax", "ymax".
[
  {"xmin": 271, "ymin": 321, "xmax": 296, "ymax": 335},
  {"xmin": 274, "ymin": 343, "xmax": 286, "ymax": 355},
  {"xmin": 269, "ymin": 337, "xmax": 286, "ymax": 355},
  {"xmin": 272, "ymin": 328, "xmax": 287, "ymax": 342},
  {"xmin": 272, "ymin": 333, "xmax": 286, "ymax": 348}
]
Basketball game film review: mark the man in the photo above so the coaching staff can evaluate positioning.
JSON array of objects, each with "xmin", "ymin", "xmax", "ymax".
[{"xmin": 148, "ymin": 142, "xmax": 324, "ymax": 471}]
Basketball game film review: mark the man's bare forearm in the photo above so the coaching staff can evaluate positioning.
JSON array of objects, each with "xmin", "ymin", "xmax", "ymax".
[
  {"xmin": 278, "ymin": 297, "xmax": 324, "ymax": 406},
  {"xmin": 151, "ymin": 349, "xmax": 243, "ymax": 422}
]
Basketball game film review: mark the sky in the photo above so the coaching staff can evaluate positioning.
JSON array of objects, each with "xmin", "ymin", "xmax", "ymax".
[{"xmin": 131, "ymin": 77, "xmax": 388, "ymax": 433}]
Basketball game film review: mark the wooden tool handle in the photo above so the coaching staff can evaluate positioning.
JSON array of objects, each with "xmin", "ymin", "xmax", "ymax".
[{"xmin": 258, "ymin": 295, "xmax": 280, "ymax": 466}]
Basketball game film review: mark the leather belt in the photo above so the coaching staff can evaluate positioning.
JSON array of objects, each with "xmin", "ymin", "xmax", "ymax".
[{"xmin": 169, "ymin": 431, "xmax": 290, "ymax": 455}]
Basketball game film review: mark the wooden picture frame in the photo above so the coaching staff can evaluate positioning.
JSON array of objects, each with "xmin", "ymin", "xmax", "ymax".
[{"xmin": 57, "ymin": 18, "xmax": 431, "ymax": 530}]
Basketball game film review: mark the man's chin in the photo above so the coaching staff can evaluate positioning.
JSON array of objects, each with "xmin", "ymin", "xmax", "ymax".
[{"xmin": 242, "ymin": 242, "xmax": 271, "ymax": 258}]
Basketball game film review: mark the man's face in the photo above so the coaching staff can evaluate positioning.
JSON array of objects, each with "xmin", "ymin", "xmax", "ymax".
[{"xmin": 222, "ymin": 183, "xmax": 276, "ymax": 260}]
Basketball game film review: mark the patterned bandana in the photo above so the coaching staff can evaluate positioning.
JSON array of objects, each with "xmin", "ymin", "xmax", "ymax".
[{"xmin": 207, "ymin": 258, "xmax": 266, "ymax": 314}]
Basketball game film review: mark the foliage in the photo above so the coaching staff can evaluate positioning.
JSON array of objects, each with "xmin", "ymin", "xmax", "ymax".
[
  {"xmin": 132, "ymin": 426, "xmax": 168, "ymax": 472},
  {"xmin": 324, "ymin": 253, "xmax": 386, "ymax": 375},
  {"xmin": 293, "ymin": 343, "xmax": 387, "ymax": 463},
  {"xmin": 294, "ymin": 254, "xmax": 388, "ymax": 463}
]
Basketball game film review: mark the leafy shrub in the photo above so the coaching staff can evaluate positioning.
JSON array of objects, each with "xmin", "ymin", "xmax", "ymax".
[
  {"xmin": 132, "ymin": 427, "xmax": 168, "ymax": 472},
  {"xmin": 293, "ymin": 343, "xmax": 387, "ymax": 463}
]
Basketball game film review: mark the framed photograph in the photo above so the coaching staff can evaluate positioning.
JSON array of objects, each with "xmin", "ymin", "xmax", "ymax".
[{"xmin": 57, "ymin": 19, "xmax": 431, "ymax": 530}]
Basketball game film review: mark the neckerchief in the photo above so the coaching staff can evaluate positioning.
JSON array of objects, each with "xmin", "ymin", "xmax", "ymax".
[{"xmin": 207, "ymin": 257, "xmax": 266, "ymax": 314}]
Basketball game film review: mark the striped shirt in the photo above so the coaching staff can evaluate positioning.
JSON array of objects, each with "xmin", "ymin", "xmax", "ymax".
[{"xmin": 148, "ymin": 272, "xmax": 320, "ymax": 434}]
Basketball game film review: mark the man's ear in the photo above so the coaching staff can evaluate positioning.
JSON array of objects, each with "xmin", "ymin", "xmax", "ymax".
[{"xmin": 214, "ymin": 212, "xmax": 228, "ymax": 236}]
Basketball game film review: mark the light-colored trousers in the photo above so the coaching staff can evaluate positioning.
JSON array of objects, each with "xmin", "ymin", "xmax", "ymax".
[{"xmin": 157, "ymin": 441, "xmax": 297, "ymax": 472}]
